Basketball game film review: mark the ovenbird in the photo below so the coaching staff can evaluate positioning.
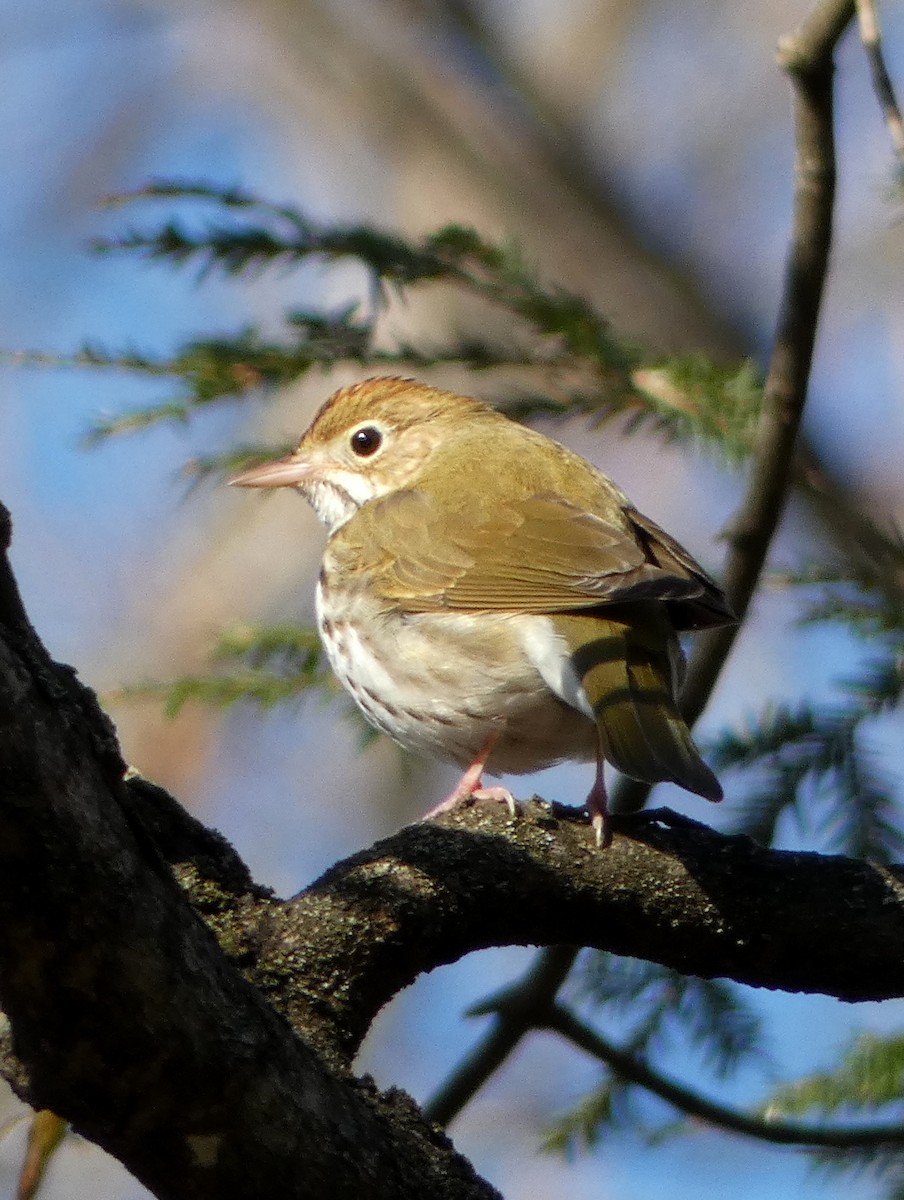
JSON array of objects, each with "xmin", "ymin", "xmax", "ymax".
[{"xmin": 231, "ymin": 377, "xmax": 733, "ymax": 845}]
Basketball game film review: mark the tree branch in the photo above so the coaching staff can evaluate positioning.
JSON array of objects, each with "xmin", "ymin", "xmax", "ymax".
[
  {"xmin": 857, "ymin": 0, "xmax": 904, "ymax": 161},
  {"xmin": 265, "ymin": 804, "xmax": 904, "ymax": 1066},
  {"xmin": 423, "ymin": 946, "xmax": 578, "ymax": 1127}
]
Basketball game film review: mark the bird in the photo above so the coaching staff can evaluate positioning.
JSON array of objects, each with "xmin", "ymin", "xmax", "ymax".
[{"xmin": 230, "ymin": 376, "xmax": 734, "ymax": 846}]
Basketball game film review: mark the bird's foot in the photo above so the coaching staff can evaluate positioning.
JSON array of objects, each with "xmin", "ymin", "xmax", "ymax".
[
  {"xmin": 422, "ymin": 734, "xmax": 518, "ymax": 821},
  {"xmin": 422, "ymin": 781, "xmax": 519, "ymax": 821}
]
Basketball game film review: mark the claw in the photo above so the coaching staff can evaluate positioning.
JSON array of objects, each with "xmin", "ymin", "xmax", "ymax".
[
  {"xmin": 469, "ymin": 785, "xmax": 519, "ymax": 818},
  {"xmin": 585, "ymin": 746, "xmax": 613, "ymax": 849}
]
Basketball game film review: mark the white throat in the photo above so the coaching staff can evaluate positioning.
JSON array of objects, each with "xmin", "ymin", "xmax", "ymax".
[{"xmin": 304, "ymin": 471, "xmax": 380, "ymax": 533}]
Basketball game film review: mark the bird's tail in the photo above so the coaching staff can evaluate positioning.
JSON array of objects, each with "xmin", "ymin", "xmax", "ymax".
[{"xmin": 569, "ymin": 606, "xmax": 722, "ymax": 801}]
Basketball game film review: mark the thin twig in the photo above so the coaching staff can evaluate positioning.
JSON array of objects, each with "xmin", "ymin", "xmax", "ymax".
[
  {"xmin": 857, "ymin": 0, "xmax": 904, "ymax": 160},
  {"xmin": 422, "ymin": 946, "xmax": 578, "ymax": 1126},
  {"xmin": 544, "ymin": 1003, "xmax": 904, "ymax": 1150}
]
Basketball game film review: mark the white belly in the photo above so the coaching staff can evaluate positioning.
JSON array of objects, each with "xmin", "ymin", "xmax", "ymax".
[{"xmin": 315, "ymin": 579, "xmax": 596, "ymax": 774}]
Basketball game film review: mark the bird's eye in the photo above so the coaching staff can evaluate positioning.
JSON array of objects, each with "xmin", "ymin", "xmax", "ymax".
[{"xmin": 350, "ymin": 426, "xmax": 383, "ymax": 457}]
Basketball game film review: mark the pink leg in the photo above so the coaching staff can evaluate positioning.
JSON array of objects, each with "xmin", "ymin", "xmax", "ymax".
[
  {"xmin": 585, "ymin": 747, "xmax": 612, "ymax": 849},
  {"xmin": 422, "ymin": 733, "xmax": 518, "ymax": 821}
]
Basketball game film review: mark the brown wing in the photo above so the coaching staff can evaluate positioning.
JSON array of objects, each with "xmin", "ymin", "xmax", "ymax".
[
  {"xmin": 627, "ymin": 509, "xmax": 735, "ymax": 630},
  {"xmin": 332, "ymin": 487, "xmax": 728, "ymax": 617}
]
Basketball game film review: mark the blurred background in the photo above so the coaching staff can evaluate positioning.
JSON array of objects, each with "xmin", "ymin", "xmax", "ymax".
[{"xmin": 1, "ymin": 1, "xmax": 903, "ymax": 1197}]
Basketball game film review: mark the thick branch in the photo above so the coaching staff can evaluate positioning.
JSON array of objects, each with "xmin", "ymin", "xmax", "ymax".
[
  {"xmin": 266, "ymin": 805, "xmax": 904, "ymax": 1064},
  {"xmin": 35, "ymin": 766, "xmax": 904, "ymax": 1073}
]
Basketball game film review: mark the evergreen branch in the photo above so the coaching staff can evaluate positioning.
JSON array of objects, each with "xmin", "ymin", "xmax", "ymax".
[
  {"xmin": 0, "ymin": 345, "xmax": 182, "ymax": 375},
  {"xmin": 92, "ymin": 203, "xmax": 635, "ymax": 374},
  {"xmin": 381, "ymin": 335, "xmax": 550, "ymax": 372},
  {"xmin": 806, "ymin": 1146, "xmax": 904, "ymax": 1195},
  {"xmin": 541, "ymin": 1081, "xmax": 629, "ymax": 1152},
  {"xmin": 765, "ymin": 1032, "xmax": 904, "ymax": 1118},
  {"xmin": 787, "ymin": 560, "xmax": 904, "ymax": 633},
  {"xmin": 632, "ymin": 356, "xmax": 763, "ymax": 462},
  {"xmin": 709, "ymin": 654, "xmax": 904, "ymax": 858},
  {"xmin": 795, "ymin": 448, "xmax": 904, "ymax": 618},
  {"xmin": 102, "ymin": 179, "xmax": 311, "ymax": 229},
  {"xmin": 22, "ymin": 180, "xmax": 764, "ymax": 456},
  {"xmin": 117, "ymin": 672, "xmax": 312, "ymax": 717},
  {"xmin": 796, "ymin": 591, "xmax": 894, "ymax": 631},
  {"xmin": 210, "ymin": 623, "xmax": 322, "ymax": 669},
  {"xmin": 575, "ymin": 953, "xmax": 761, "ymax": 1077},
  {"xmin": 721, "ymin": 772, "xmax": 806, "ymax": 850},
  {"xmin": 91, "ymin": 188, "xmax": 637, "ymax": 389},
  {"xmin": 86, "ymin": 401, "xmax": 195, "ymax": 441},
  {"xmin": 91, "ymin": 217, "xmax": 464, "ymax": 285},
  {"xmin": 710, "ymin": 658, "xmax": 904, "ymax": 774},
  {"xmin": 79, "ymin": 313, "xmax": 376, "ymax": 440},
  {"xmin": 111, "ymin": 624, "xmax": 331, "ymax": 716},
  {"xmin": 542, "ymin": 1004, "xmax": 904, "ymax": 1153},
  {"xmin": 830, "ymin": 745, "xmax": 904, "ymax": 861}
]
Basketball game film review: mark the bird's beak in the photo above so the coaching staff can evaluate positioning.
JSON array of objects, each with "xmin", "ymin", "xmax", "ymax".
[{"xmin": 229, "ymin": 454, "xmax": 313, "ymax": 489}]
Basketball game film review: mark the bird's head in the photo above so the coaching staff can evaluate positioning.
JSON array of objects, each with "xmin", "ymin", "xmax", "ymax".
[{"xmin": 230, "ymin": 376, "xmax": 493, "ymax": 533}]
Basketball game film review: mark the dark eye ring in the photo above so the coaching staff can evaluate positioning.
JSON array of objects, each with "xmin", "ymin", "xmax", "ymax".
[{"xmin": 350, "ymin": 426, "xmax": 383, "ymax": 457}]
